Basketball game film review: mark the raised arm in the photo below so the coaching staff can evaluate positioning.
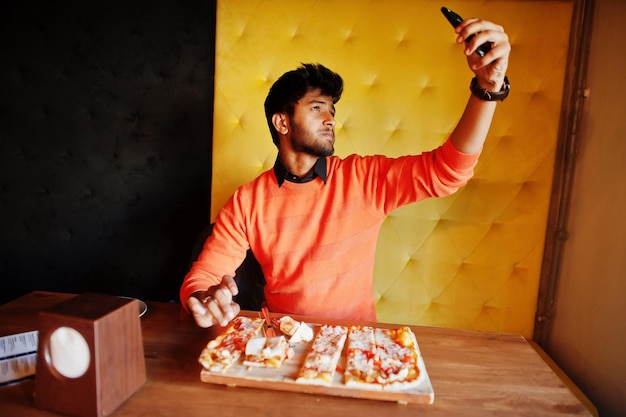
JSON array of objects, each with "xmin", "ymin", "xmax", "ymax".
[{"xmin": 449, "ymin": 18, "xmax": 511, "ymax": 154}]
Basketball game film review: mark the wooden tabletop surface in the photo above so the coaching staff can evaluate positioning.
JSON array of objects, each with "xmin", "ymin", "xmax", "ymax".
[{"xmin": 0, "ymin": 291, "xmax": 592, "ymax": 417}]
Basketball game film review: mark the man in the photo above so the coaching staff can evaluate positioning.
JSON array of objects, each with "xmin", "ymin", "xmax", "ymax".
[{"xmin": 181, "ymin": 17, "xmax": 511, "ymax": 328}]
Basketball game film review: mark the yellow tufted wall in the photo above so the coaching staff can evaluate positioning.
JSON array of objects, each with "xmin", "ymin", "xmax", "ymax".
[{"xmin": 211, "ymin": 0, "xmax": 575, "ymax": 338}]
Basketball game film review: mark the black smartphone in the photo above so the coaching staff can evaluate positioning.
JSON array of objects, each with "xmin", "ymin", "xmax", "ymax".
[{"xmin": 441, "ymin": 7, "xmax": 491, "ymax": 57}]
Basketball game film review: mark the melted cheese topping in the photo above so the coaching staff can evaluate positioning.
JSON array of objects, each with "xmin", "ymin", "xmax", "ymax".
[
  {"xmin": 199, "ymin": 316, "xmax": 264, "ymax": 372},
  {"xmin": 345, "ymin": 326, "xmax": 420, "ymax": 388},
  {"xmin": 296, "ymin": 325, "xmax": 348, "ymax": 386}
]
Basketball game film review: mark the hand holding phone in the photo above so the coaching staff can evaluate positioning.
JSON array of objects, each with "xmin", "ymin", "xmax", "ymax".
[{"xmin": 441, "ymin": 7, "xmax": 492, "ymax": 57}]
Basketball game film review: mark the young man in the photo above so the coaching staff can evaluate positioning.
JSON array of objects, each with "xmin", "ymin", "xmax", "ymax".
[{"xmin": 181, "ymin": 17, "xmax": 511, "ymax": 328}]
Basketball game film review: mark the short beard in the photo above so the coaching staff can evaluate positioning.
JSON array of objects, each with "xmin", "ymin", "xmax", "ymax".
[
  {"xmin": 290, "ymin": 121, "xmax": 334, "ymax": 157},
  {"xmin": 293, "ymin": 140, "xmax": 334, "ymax": 157}
]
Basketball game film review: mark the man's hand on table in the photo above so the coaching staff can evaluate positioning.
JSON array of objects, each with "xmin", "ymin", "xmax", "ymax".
[{"xmin": 187, "ymin": 275, "xmax": 240, "ymax": 328}]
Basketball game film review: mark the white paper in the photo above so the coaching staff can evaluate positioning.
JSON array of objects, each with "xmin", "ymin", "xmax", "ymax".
[{"xmin": 0, "ymin": 331, "xmax": 39, "ymax": 385}]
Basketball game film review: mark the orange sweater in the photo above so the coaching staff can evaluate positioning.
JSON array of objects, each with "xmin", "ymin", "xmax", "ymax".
[{"xmin": 180, "ymin": 138, "xmax": 479, "ymax": 321}]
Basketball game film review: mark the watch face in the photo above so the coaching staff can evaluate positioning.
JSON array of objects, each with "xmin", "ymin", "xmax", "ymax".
[{"xmin": 47, "ymin": 327, "xmax": 91, "ymax": 378}]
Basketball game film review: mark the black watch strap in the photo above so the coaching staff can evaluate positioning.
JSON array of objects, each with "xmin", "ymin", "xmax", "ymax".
[{"xmin": 470, "ymin": 76, "xmax": 510, "ymax": 101}]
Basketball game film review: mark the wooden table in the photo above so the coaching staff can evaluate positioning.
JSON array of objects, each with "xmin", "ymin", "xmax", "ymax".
[{"xmin": 0, "ymin": 291, "xmax": 592, "ymax": 417}]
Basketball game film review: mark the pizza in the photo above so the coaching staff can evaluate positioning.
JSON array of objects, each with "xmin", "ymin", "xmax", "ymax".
[
  {"xmin": 344, "ymin": 326, "xmax": 379, "ymax": 387},
  {"xmin": 243, "ymin": 335, "xmax": 292, "ymax": 368},
  {"xmin": 278, "ymin": 316, "xmax": 314, "ymax": 344},
  {"xmin": 199, "ymin": 317, "xmax": 424, "ymax": 393},
  {"xmin": 295, "ymin": 324, "xmax": 348, "ymax": 386},
  {"xmin": 277, "ymin": 315, "xmax": 300, "ymax": 336},
  {"xmin": 198, "ymin": 316, "xmax": 265, "ymax": 373},
  {"xmin": 344, "ymin": 326, "xmax": 421, "ymax": 391}
]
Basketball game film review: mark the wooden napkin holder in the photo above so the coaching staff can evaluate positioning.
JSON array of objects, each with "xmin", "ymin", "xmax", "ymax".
[{"xmin": 34, "ymin": 292, "xmax": 146, "ymax": 417}]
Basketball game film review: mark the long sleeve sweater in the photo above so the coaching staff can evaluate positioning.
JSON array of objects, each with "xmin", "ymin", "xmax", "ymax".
[{"xmin": 180, "ymin": 138, "xmax": 479, "ymax": 321}]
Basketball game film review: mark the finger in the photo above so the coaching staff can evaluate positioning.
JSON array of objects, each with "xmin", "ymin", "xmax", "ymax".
[
  {"xmin": 187, "ymin": 296, "xmax": 216, "ymax": 328},
  {"xmin": 457, "ymin": 19, "xmax": 503, "ymax": 37},
  {"xmin": 228, "ymin": 302, "xmax": 241, "ymax": 320},
  {"xmin": 188, "ymin": 295, "xmax": 207, "ymax": 315},
  {"xmin": 203, "ymin": 294, "xmax": 225, "ymax": 325},
  {"xmin": 205, "ymin": 292, "xmax": 236, "ymax": 327},
  {"xmin": 213, "ymin": 287, "xmax": 233, "ymax": 306},
  {"xmin": 485, "ymin": 46, "xmax": 510, "ymax": 77},
  {"xmin": 455, "ymin": 17, "xmax": 477, "ymax": 42},
  {"xmin": 222, "ymin": 275, "xmax": 239, "ymax": 297},
  {"xmin": 456, "ymin": 20, "xmax": 506, "ymax": 54},
  {"xmin": 463, "ymin": 34, "xmax": 502, "ymax": 60},
  {"xmin": 469, "ymin": 42, "xmax": 510, "ymax": 77}
]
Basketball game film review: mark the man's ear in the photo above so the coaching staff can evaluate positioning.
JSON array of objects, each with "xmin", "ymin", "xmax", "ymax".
[{"xmin": 272, "ymin": 113, "xmax": 289, "ymax": 135}]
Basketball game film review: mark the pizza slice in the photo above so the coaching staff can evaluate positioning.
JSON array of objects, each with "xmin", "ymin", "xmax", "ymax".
[
  {"xmin": 375, "ymin": 326, "xmax": 421, "ymax": 391},
  {"xmin": 344, "ymin": 325, "xmax": 421, "ymax": 391},
  {"xmin": 198, "ymin": 316, "xmax": 265, "ymax": 373},
  {"xmin": 278, "ymin": 316, "xmax": 314, "ymax": 345},
  {"xmin": 243, "ymin": 335, "xmax": 292, "ymax": 368},
  {"xmin": 344, "ymin": 326, "xmax": 382, "ymax": 390},
  {"xmin": 295, "ymin": 324, "xmax": 348, "ymax": 386}
]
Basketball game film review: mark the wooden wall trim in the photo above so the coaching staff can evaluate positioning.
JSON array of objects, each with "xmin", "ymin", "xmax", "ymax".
[{"xmin": 534, "ymin": 0, "xmax": 596, "ymax": 347}]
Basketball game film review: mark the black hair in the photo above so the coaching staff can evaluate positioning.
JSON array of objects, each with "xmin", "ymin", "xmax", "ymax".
[{"xmin": 264, "ymin": 63, "xmax": 343, "ymax": 145}]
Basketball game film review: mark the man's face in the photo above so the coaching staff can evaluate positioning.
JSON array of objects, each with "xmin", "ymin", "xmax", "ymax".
[{"xmin": 288, "ymin": 89, "xmax": 336, "ymax": 157}]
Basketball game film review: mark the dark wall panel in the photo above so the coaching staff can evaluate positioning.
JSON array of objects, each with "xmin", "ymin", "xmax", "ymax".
[{"xmin": 0, "ymin": 0, "xmax": 215, "ymax": 304}]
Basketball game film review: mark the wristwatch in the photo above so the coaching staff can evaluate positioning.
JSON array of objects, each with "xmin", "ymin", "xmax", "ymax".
[{"xmin": 470, "ymin": 76, "xmax": 510, "ymax": 101}]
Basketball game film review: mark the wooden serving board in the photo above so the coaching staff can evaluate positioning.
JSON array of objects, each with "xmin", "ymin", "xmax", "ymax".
[{"xmin": 199, "ymin": 318, "xmax": 434, "ymax": 404}]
